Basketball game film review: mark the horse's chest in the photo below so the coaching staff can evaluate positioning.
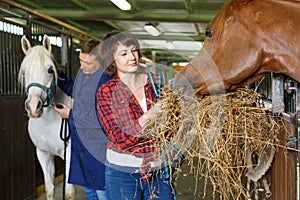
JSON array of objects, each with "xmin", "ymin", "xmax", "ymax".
[{"xmin": 28, "ymin": 117, "xmax": 65, "ymax": 153}]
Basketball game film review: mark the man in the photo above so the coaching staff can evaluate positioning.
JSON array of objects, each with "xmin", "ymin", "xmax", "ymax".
[{"xmin": 54, "ymin": 40, "xmax": 113, "ymax": 200}]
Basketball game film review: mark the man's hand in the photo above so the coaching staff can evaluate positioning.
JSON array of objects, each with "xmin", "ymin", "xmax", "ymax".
[{"xmin": 53, "ymin": 103, "xmax": 71, "ymax": 119}]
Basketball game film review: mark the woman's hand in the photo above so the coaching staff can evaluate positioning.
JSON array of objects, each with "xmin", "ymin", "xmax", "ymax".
[
  {"xmin": 138, "ymin": 103, "xmax": 161, "ymax": 127},
  {"xmin": 53, "ymin": 103, "xmax": 71, "ymax": 119}
]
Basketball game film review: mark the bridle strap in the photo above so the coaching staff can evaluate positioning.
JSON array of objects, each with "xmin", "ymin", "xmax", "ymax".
[{"xmin": 25, "ymin": 82, "xmax": 56, "ymax": 107}]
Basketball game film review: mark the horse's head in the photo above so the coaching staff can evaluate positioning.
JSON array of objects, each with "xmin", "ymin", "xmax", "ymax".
[
  {"xmin": 19, "ymin": 35, "xmax": 58, "ymax": 118},
  {"xmin": 171, "ymin": 0, "xmax": 262, "ymax": 96},
  {"xmin": 171, "ymin": 0, "xmax": 300, "ymax": 96}
]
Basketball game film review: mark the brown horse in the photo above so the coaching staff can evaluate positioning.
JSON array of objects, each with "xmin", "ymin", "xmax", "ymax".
[
  {"xmin": 168, "ymin": 0, "xmax": 300, "ymax": 187},
  {"xmin": 172, "ymin": 0, "xmax": 300, "ymax": 96}
]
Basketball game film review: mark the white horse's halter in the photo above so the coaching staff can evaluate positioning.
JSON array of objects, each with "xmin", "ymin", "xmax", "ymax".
[{"xmin": 25, "ymin": 81, "xmax": 56, "ymax": 107}]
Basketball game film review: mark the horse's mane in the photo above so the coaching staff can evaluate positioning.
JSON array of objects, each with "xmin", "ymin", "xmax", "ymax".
[
  {"xmin": 18, "ymin": 45, "xmax": 58, "ymax": 90},
  {"xmin": 210, "ymin": 0, "xmax": 252, "ymax": 40}
]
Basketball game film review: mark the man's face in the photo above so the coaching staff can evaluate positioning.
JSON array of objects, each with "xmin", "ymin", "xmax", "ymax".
[{"xmin": 79, "ymin": 52, "xmax": 100, "ymax": 75}]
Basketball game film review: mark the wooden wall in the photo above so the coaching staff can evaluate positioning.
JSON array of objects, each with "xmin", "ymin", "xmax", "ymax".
[
  {"xmin": 0, "ymin": 97, "xmax": 35, "ymax": 200},
  {"xmin": 270, "ymin": 114, "xmax": 297, "ymax": 200}
]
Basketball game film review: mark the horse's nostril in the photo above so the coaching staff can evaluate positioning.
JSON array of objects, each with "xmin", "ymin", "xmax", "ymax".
[{"xmin": 37, "ymin": 100, "xmax": 43, "ymax": 111}]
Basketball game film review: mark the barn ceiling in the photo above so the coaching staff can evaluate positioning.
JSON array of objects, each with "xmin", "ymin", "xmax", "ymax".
[{"xmin": 0, "ymin": 0, "xmax": 226, "ymax": 64}]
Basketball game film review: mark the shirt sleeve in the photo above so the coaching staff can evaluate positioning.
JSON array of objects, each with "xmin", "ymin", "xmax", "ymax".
[
  {"xmin": 57, "ymin": 71, "xmax": 74, "ymax": 97},
  {"xmin": 96, "ymin": 85, "xmax": 144, "ymax": 150}
]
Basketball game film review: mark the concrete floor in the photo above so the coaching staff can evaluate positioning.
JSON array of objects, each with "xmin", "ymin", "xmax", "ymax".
[
  {"xmin": 37, "ymin": 184, "xmax": 87, "ymax": 200},
  {"xmin": 36, "ymin": 163, "xmax": 213, "ymax": 200}
]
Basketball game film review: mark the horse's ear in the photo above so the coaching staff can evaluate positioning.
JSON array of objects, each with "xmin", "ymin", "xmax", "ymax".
[
  {"xmin": 43, "ymin": 34, "xmax": 52, "ymax": 53},
  {"xmin": 21, "ymin": 35, "xmax": 31, "ymax": 55}
]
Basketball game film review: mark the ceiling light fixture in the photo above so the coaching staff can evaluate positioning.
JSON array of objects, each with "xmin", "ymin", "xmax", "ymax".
[
  {"xmin": 165, "ymin": 41, "xmax": 175, "ymax": 50},
  {"xmin": 110, "ymin": 0, "xmax": 131, "ymax": 11},
  {"xmin": 144, "ymin": 23, "xmax": 161, "ymax": 37}
]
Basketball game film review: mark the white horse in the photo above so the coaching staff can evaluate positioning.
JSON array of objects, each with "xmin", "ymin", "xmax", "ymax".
[{"xmin": 18, "ymin": 35, "xmax": 75, "ymax": 200}]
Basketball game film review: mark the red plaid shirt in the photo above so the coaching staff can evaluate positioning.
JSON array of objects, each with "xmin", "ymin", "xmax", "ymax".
[{"xmin": 96, "ymin": 73, "xmax": 160, "ymax": 161}]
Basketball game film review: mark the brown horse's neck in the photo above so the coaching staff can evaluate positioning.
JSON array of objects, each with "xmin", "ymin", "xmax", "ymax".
[{"xmin": 257, "ymin": 1, "xmax": 300, "ymax": 83}]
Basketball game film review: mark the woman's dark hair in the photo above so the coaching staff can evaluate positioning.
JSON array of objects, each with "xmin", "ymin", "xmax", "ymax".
[{"xmin": 99, "ymin": 30, "xmax": 141, "ymax": 74}]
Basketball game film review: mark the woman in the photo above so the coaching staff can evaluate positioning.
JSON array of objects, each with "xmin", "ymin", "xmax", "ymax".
[{"xmin": 96, "ymin": 30, "xmax": 174, "ymax": 200}]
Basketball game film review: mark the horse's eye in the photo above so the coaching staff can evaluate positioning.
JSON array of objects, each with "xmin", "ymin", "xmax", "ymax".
[
  {"xmin": 48, "ymin": 68, "xmax": 54, "ymax": 74},
  {"xmin": 205, "ymin": 29, "xmax": 213, "ymax": 38}
]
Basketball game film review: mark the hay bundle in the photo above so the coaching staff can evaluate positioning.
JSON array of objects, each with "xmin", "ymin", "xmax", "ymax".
[{"xmin": 143, "ymin": 87, "xmax": 281, "ymax": 200}]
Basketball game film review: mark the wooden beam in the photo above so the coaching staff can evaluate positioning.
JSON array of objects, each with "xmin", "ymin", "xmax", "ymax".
[
  {"xmin": 69, "ymin": 0, "xmax": 91, "ymax": 10},
  {"xmin": 102, "ymin": 21, "xmax": 124, "ymax": 32},
  {"xmin": 28, "ymin": 10, "xmax": 216, "ymax": 23},
  {"xmin": 13, "ymin": 0, "xmax": 42, "ymax": 9},
  {"xmin": 183, "ymin": 0, "xmax": 201, "ymax": 39},
  {"xmin": 127, "ymin": 0, "xmax": 141, "ymax": 12},
  {"xmin": 87, "ymin": 31, "xmax": 204, "ymax": 41},
  {"xmin": 183, "ymin": 0, "xmax": 193, "ymax": 14}
]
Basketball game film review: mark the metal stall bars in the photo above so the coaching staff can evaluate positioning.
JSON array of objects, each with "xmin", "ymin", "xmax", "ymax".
[
  {"xmin": 267, "ymin": 73, "xmax": 299, "ymax": 200},
  {"xmin": 283, "ymin": 76, "xmax": 300, "ymax": 200},
  {"xmin": 247, "ymin": 72, "xmax": 299, "ymax": 200},
  {"xmin": 0, "ymin": 19, "xmax": 24, "ymax": 95}
]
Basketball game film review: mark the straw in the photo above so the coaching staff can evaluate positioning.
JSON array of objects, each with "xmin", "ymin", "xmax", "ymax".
[{"xmin": 143, "ymin": 87, "xmax": 282, "ymax": 200}]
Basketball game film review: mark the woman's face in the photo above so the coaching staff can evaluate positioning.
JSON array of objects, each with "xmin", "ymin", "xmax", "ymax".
[{"xmin": 113, "ymin": 43, "xmax": 139, "ymax": 76}]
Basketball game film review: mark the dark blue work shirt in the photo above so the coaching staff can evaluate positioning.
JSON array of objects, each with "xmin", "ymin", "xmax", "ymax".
[{"xmin": 58, "ymin": 68, "xmax": 113, "ymax": 190}]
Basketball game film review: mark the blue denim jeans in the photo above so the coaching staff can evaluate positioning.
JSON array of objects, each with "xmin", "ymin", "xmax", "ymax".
[
  {"xmin": 83, "ymin": 187, "xmax": 108, "ymax": 200},
  {"xmin": 105, "ymin": 163, "xmax": 174, "ymax": 200},
  {"xmin": 96, "ymin": 189, "xmax": 108, "ymax": 200}
]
